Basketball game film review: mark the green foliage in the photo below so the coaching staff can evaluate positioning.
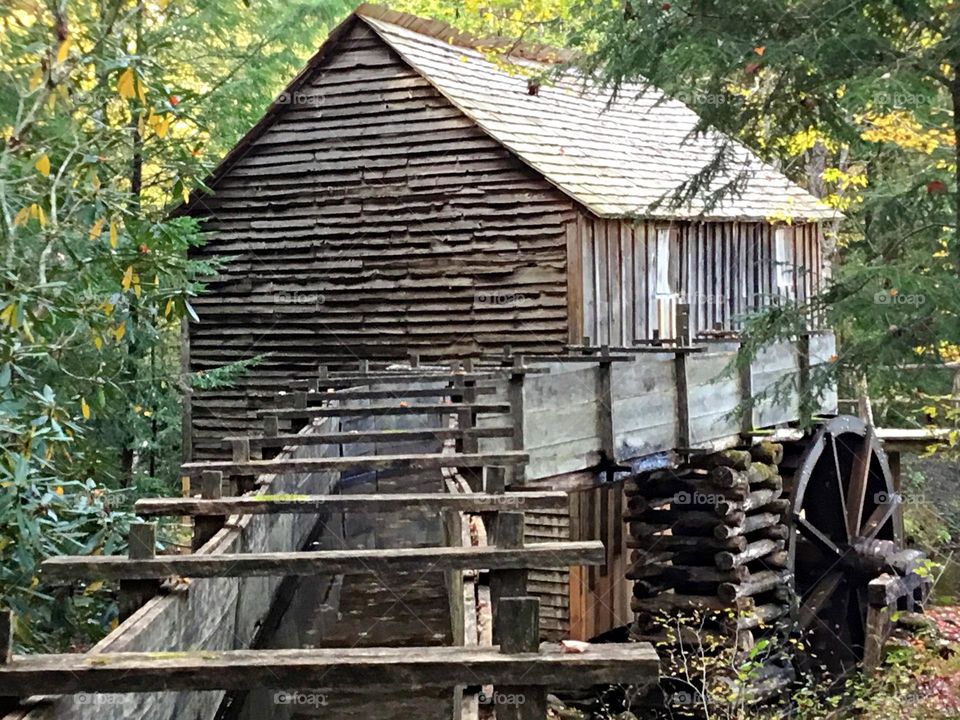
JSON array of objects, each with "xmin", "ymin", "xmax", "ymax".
[
  {"xmin": 566, "ymin": 0, "xmax": 960, "ymax": 433},
  {"xmin": 0, "ymin": 0, "xmax": 352, "ymax": 651}
]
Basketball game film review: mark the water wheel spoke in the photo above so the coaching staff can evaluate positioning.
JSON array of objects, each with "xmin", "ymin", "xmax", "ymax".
[
  {"xmin": 829, "ymin": 436, "xmax": 850, "ymax": 542},
  {"xmin": 861, "ymin": 497, "xmax": 900, "ymax": 540},
  {"xmin": 799, "ymin": 570, "xmax": 843, "ymax": 628},
  {"xmin": 844, "ymin": 428, "xmax": 875, "ymax": 538},
  {"xmin": 794, "ymin": 515, "xmax": 843, "ymax": 559}
]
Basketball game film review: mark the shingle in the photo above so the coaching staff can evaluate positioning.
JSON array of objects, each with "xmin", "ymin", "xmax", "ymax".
[{"xmin": 359, "ymin": 12, "xmax": 835, "ymax": 223}]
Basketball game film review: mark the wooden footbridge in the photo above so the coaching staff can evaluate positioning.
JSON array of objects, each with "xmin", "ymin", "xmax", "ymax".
[{"xmin": 0, "ymin": 332, "xmax": 933, "ymax": 718}]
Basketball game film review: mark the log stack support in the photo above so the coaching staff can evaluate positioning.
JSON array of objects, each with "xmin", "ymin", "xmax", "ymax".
[{"xmin": 626, "ymin": 443, "xmax": 794, "ymax": 663}]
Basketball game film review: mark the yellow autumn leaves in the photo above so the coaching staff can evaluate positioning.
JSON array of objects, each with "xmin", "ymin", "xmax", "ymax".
[
  {"xmin": 117, "ymin": 68, "xmax": 144, "ymax": 103},
  {"xmin": 88, "ymin": 218, "xmax": 120, "ymax": 248},
  {"xmin": 117, "ymin": 68, "xmax": 174, "ymax": 140},
  {"xmin": 11, "ymin": 154, "xmax": 53, "ymax": 228},
  {"xmin": 858, "ymin": 110, "xmax": 955, "ymax": 155},
  {"xmin": 13, "ymin": 203, "xmax": 46, "ymax": 228}
]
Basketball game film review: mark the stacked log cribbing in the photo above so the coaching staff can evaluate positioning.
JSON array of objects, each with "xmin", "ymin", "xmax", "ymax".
[{"xmin": 625, "ymin": 443, "xmax": 793, "ymax": 655}]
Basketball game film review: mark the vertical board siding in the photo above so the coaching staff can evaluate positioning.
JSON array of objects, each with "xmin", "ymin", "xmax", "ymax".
[
  {"xmin": 577, "ymin": 214, "xmax": 825, "ymax": 346},
  {"xmin": 568, "ymin": 483, "xmax": 632, "ymax": 640},
  {"xmin": 187, "ymin": 23, "xmax": 577, "ymax": 457}
]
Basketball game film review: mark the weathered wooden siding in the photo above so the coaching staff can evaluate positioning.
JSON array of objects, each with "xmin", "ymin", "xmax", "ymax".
[
  {"xmin": 187, "ymin": 21, "xmax": 577, "ymax": 457},
  {"xmin": 573, "ymin": 216, "xmax": 825, "ymax": 346}
]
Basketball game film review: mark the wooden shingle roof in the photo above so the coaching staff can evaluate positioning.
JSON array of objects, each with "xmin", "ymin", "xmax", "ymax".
[
  {"xmin": 185, "ymin": 4, "xmax": 835, "ymax": 223},
  {"xmin": 356, "ymin": 5, "xmax": 834, "ymax": 222}
]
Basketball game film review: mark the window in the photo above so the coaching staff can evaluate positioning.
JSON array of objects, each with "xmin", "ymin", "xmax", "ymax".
[
  {"xmin": 774, "ymin": 227, "xmax": 795, "ymax": 299},
  {"xmin": 656, "ymin": 226, "xmax": 676, "ymax": 297},
  {"xmin": 655, "ymin": 226, "xmax": 679, "ymax": 339}
]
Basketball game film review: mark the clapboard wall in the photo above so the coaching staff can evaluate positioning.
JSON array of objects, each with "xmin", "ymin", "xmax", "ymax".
[
  {"xmin": 569, "ymin": 216, "xmax": 824, "ymax": 346},
  {"xmin": 185, "ymin": 20, "xmax": 577, "ymax": 457}
]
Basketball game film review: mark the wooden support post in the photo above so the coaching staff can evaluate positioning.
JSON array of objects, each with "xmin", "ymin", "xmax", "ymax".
[
  {"xmin": 262, "ymin": 416, "xmax": 280, "ymax": 459},
  {"xmin": 459, "ymin": 407, "xmax": 477, "ymax": 454},
  {"xmin": 293, "ymin": 391, "xmax": 307, "ymax": 410},
  {"xmin": 889, "ymin": 450, "xmax": 905, "ymax": 540},
  {"xmin": 0, "ymin": 610, "xmax": 11, "ymax": 664},
  {"xmin": 677, "ymin": 303, "xmax": 691, "ymax": 347},
  {"xmin": 119, "ymin": 523, "xmax": 159, "ymax": 621},
  {"xmin": 358, "ymin": 359, "xmax": 369, "ymax": 375},
  {"xmin": 674, "ymin": 351, "xmax": 690, "ymax": 449},
  {"xmin": 408, "ymin": 352, "xmax": 420, "ymax": 369},
  {"xmin": 797, "ymin": 332, "xmax": 812, "ymax": 420},
  {"xmin": 231, "ymin": 438, "xmax": 254, "ymax": 493},
  {"xmin": 739, "ymin": 352, "xmax": 754, "ymax": 436},
  {"xmin": 598, "ymin": 350, "xmax": 615, "ymax": 459},
  {"xmin": 193, "ymin": 470, "xmax": 226, "ymax": 551},
  {"xmin": 485, "ymin": 466, "xmax": 507, "ymax": 495},
  {"xmin": 864, "ymin": 601, "xmax": 892, "ymax": 672},
  {"xmin": 508, "ymin": 355, "xmax": 526, "ymax": 486},
  {"xmin": 490, "ymin": 511, "xmax": 527, "ymax": 644},
  {"xmin": 495, "ymin": 597, "xmax": 547, "ymax": 720},
  {"xmin": 0, "ymin": 610, "xmax": 13, "ymax": 713},
  {"xmin": 263, "ymin": 415, "xmax": 279, "ymax": 437},
  {"xmin": 317, "ymin": 364, "xmax": 328, "ymax": 381}
]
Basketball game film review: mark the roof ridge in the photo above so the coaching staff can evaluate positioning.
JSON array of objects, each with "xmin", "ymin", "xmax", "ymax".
[{"xmin": 354, "ymin": 2, "xmax": 574, "ymax": 64}]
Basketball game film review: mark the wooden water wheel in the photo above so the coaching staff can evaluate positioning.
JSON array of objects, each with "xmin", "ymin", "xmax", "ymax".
[
  {"xmin": 782, "ymin": 415, "xmax": 925, "ymax": 672},
  {"xmin": 626, "ymin": 415, "xmax": 929, "ymax": 688}
]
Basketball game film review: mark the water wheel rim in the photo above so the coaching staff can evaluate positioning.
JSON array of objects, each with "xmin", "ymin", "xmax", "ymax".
[{"xmin": 787, "ymin": 415, "xmax": 902, "ymax": 670}]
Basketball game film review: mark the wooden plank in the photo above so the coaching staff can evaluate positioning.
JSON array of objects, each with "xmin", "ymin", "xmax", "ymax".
[
  {"xmin": 281, "ymin": 386, "xmax": 497, "ymax": 401},
  {"xmin": 135, "ymin": 491, "xmax": 569, "ymax": 517},
  {"xmin": 260, "ymin": 402, "xmax": 511, "ymax": 420},
  {"xmin": 225, "ymin": 426, "xmax": 514, "ymax": 450},
  {"xmin": 566, "ymin": 220, "xmax": 584, "ymax": 344},
  {"xmin": 294, "ymin": 372, "xmax": 511, "ymax": 388},
  {"xmin": 41, "ymin": 542, "xmax": 607, "ymax": 581},
  {"xmin": 180, "ymin": 451, "xmax": 529, "ymax": 477},
  {"xmin": 0, "ymin": 643, "xmax": 658, "ymax": 696}
]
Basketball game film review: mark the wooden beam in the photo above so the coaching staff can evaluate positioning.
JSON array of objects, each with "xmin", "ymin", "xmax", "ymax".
[
  {"xmin": 222, "ymin": 426, "xmax": 514, "ymax": 450},
  {"xmin": 41, "ymin": 542, "xmax": 606, "ymax": 582},
  {"xmin": 180, "ymin": 451, "xmax": 529, "ymax": 477},
  {"xmin": 0, "ymin": 643, "xmax": 658, "ymax": 696},
  {"xmin": 276, "ymin": 386, "xmax": 497, "ymax": 403},
  {"xmin": 260, "ymin": 403, "xmax": 511, "ymax": 420},
  {"xmin": 291, "ymin": 372, "xmax": 508, "ymax": 388},
  {"xmin": 135, "ymin": 491, "xmax": 569, "ymax": 517}
]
